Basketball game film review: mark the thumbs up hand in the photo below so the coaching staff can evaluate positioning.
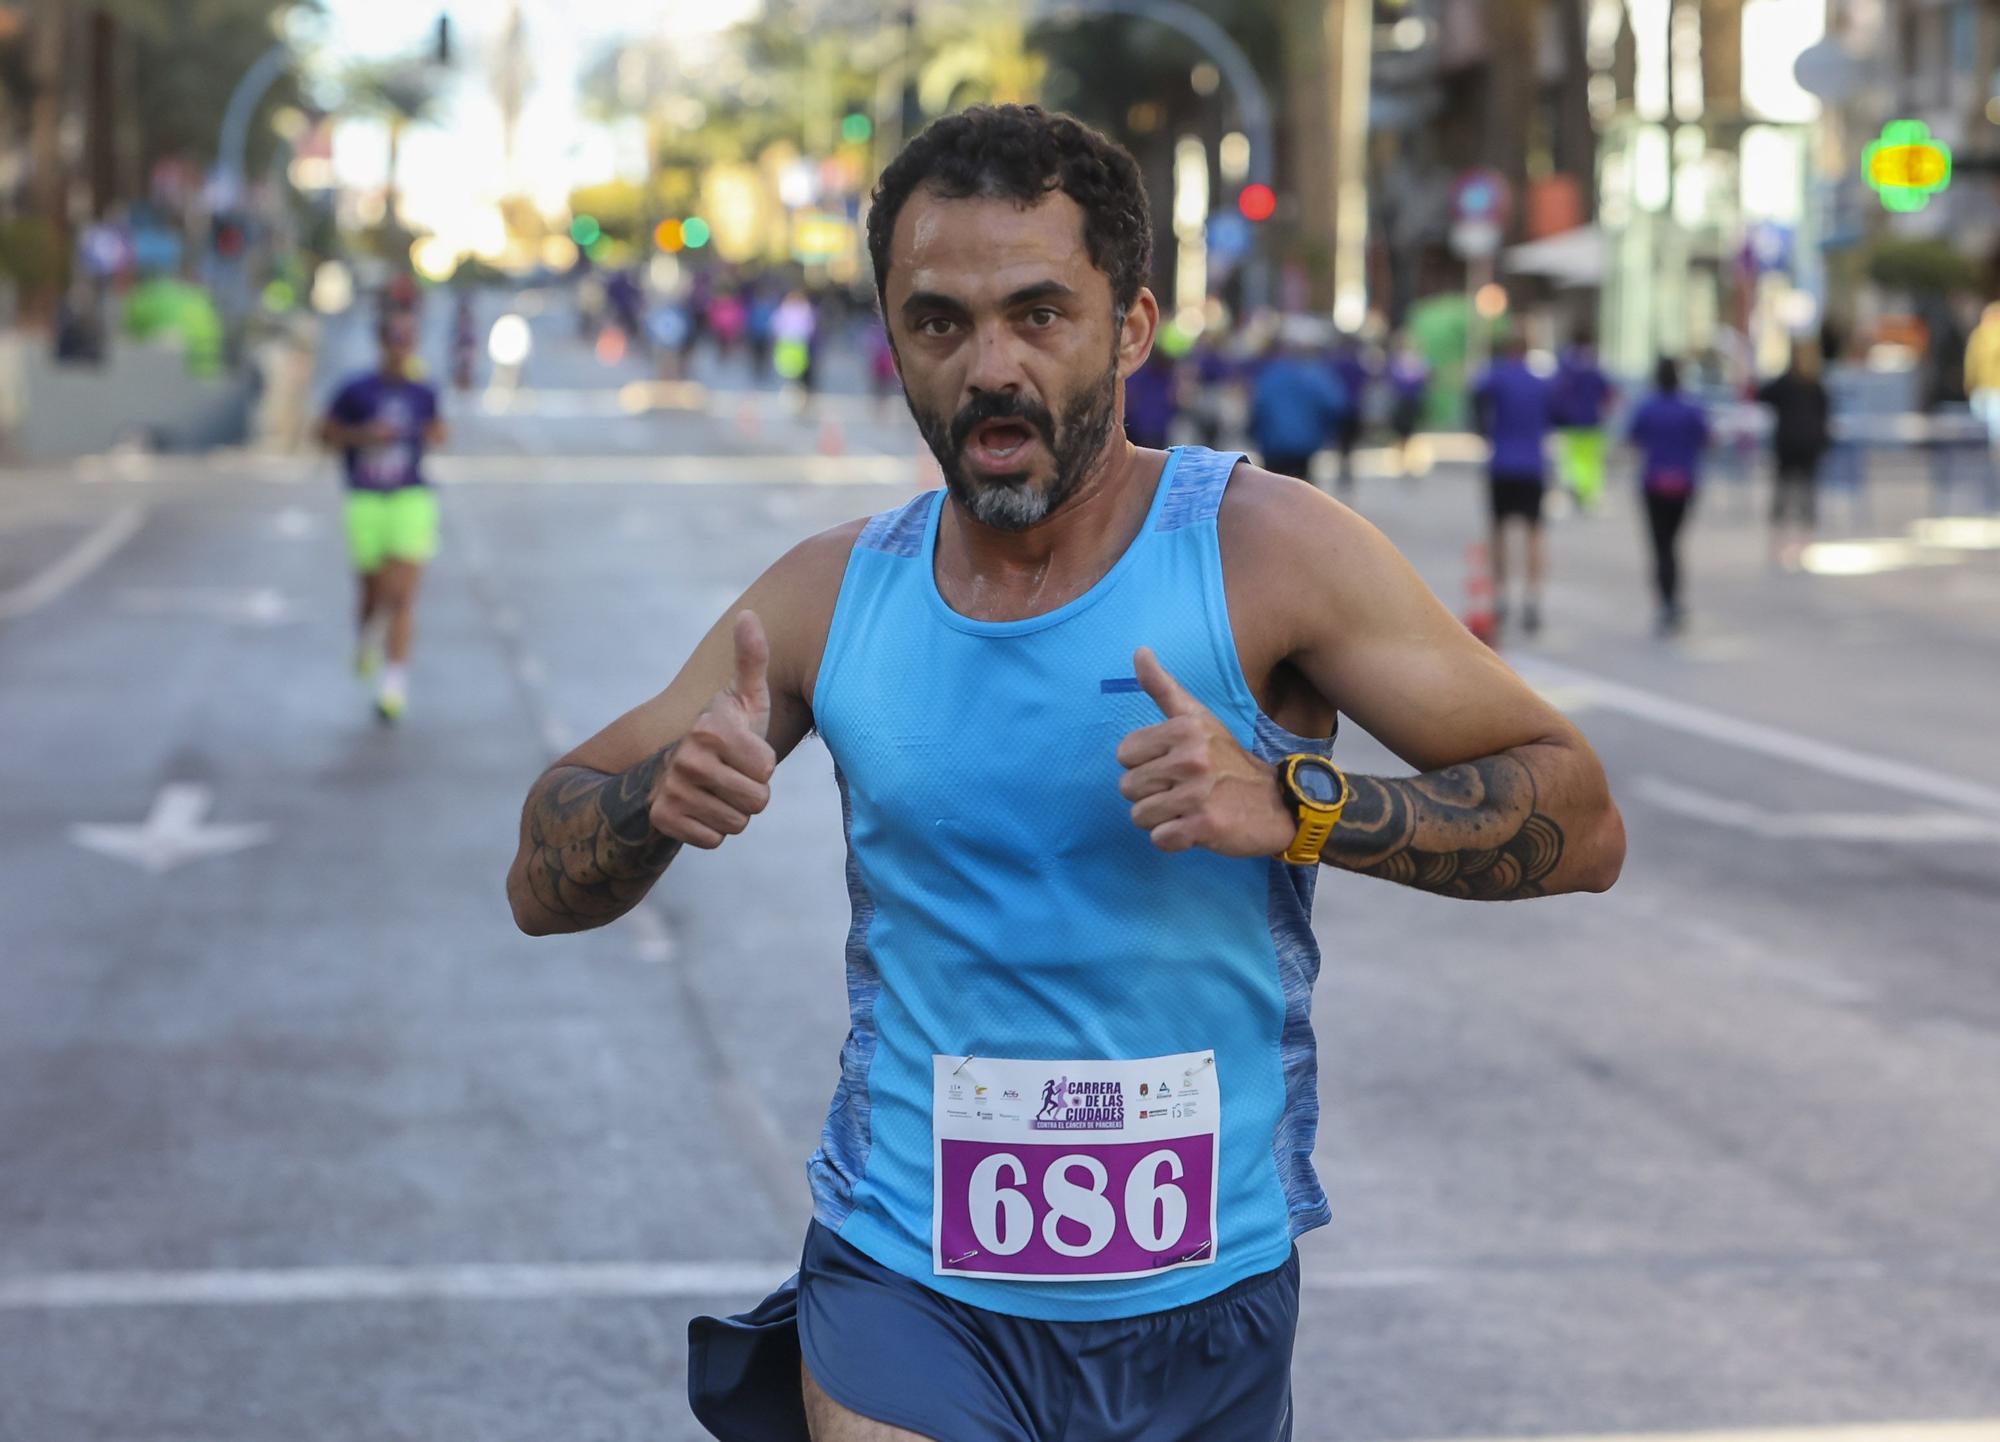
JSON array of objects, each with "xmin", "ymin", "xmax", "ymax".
[
  {"xmin": 648, "ymin": 611, "xmax": 778, "ymax": 850},
  {"xmin": 1116, "ymin": 647, "xmax": 1298, "ymax": 857}
]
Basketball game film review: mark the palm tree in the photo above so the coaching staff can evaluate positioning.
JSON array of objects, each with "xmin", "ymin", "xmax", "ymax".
[{"xmin": 343, "ymin": 60, "xmax": 441, "ymax": 235}]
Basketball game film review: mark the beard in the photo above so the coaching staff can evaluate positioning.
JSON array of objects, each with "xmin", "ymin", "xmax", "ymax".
[{"xmin": 908, "ymin": 362, "xmax": 1121, "ymax": 532}]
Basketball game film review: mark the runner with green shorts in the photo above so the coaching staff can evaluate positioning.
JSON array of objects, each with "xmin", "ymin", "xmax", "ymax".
[
  {"xmin": 319, "ymin": 310, "xmax": 446, "ymax": 721},
  {"xmin": 1553, "ymin": 334, "xmax": 1616, "ymax": 512}
]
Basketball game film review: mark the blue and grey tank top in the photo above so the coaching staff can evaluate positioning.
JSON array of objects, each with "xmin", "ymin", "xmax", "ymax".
[{"xmin": 808, "ymin": 446, "xmax": 1333, "ymax": 1321}]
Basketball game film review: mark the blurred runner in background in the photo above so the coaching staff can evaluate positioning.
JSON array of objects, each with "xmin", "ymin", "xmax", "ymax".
[
  {"xmin": 1473, "ymin": 333, "xmax": 1556, "ymax": 635},
  {"xmin": 1626, "ymin": 358, "xmax": 1711, "ymax": 635},
  {"xmin": 1326, "ymin": 332, "xmax": 1372, "ymax": 493},
  {"xmin": 1757, "ymin": 339, "xmax": 1832, "ymax": 569},
  {"xmin": 1123, "ymin": 344, "xmax": 1179, "ymax": 449},
  {"xmin": 1251, "ymin": 320, "xmax": 1348, "ymax": 485},
  {"xmin": 1552, "ymin": 332, "xmax": 1615, "ymax": 512},
  {"xmin": 1384, "ymin": 332, "xmax": 1431, "ymax": 478},
  {"xmin": 318, "ymin": 311, "xmax": 446, "ymax": 723}
]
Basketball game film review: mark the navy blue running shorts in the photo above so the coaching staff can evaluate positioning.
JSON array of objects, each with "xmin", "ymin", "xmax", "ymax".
[{"xmin": 688, "ymin": 1221, "xmax": 1301, "ymax": 1441}]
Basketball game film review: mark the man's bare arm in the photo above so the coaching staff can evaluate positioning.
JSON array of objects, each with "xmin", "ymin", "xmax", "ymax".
[
  {"xmin": 505, "ymin": 523, "xmax": 857, "ymax": 936},
  {"xmin": 1221, "ymin": 470, "xmax": 1624, "ymax": 898}
]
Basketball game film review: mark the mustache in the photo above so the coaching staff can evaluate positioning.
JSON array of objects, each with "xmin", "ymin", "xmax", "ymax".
[{"xmin": 948, "ymin": 392, "xmax": 1057, "ymax": 454}]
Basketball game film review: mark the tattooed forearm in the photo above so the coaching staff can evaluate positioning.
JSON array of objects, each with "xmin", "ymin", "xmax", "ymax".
[
  {"xmin": 1322, "ymin": 754, "xmax": 1565, "ymax": 899},
  {"xmin": 511, "ymin": 746, "xmax": 683, "ymax": 932}
]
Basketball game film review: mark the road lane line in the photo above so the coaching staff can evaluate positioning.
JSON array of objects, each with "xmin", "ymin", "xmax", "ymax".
[
  {"xmin": 0, "ymin": 1261, "xmax": 792, "ymax": 1309},
  {"xmin": 1378, "ymin": 1425, "xmax": 2000, "ymax": 1442},
  {"xmin": 0, "ymin": 504, "xmax": 145, "ymax": 620},
  {"xmin": 1634, "ymin": 777, "xmax": 2000, "ymax": 843},
  {"xmin": 1515, "ymin": 657, "xmax": 2000, "ymax": 819},
  {"xmin": 8, "ymin": 1250, "xmax": 1996, "ymax": 1310}
]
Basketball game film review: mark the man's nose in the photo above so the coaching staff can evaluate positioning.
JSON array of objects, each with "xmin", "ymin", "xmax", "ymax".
[{"xmin": 963, "ymin": 321, "xmax": 1029, "ymax": 397}]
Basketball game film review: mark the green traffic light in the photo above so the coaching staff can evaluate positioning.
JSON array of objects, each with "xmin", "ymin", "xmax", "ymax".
[
  {"xmin": 841, "ymin": 113, "xmax": 873, "ymax": 144},
  {"xmin": 682, "ymin": 216, "xmax": 711, "ymax": 249},
  {"xmin": 570, "ymin": 214, "xmax": 601, "ymax": 246}
]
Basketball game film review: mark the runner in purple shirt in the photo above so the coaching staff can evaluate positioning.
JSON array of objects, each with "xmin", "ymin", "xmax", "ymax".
[
  {"xmin": 1472, "ymin": 336, "xmax": 1554, "ymax": 634},
  {"xmin": 1625, "ymin": 357, "xmax": 1710, "ymax": 635},
  {"xmin": 1327, "ymin": 336, "xmax": 1372, "ymax": 493},
  {"xmin": 319, "ymin": 310, "xmax": 446, "ymax": 721}
]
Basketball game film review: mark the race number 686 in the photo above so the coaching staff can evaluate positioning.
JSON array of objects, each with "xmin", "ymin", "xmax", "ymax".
[{"xmin": 937, "ymin": 1136, "xmax": 1216, "ymax": 1276}]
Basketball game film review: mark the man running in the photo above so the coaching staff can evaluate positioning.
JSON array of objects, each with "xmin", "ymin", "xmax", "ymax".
[
  {"xmin": 319, "ymin": 309, "xmax": 444, "ymax": 721},
  {"xmin": 1474, "ymin": 334, "xmax": 1557, "ymax": 636},
  {"xmin": 507, "ymin": 106, "xmax": 1625, "ymax": 1442}
]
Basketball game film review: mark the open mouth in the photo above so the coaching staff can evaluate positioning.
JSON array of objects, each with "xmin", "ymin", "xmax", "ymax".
[{"xmin": 964, "ymin": 419, "xmax": 1039, "ymax": 466}]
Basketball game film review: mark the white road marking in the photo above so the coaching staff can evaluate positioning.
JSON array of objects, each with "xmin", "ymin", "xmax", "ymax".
[
  {"xmin": 1634, "ymin": 777, "xmax": 2000, "ymax": 844},
  {"xmin": 0, "ymin": 505, "xmax": 145, "ymax": 620},
  {"xmin": 538, "ymin": 715, "xmax": 574, "ymax": 755},
  {"xmin": 69, "ymin": 783, "xmax": 273, "ymax": 874},
  {"xmin": 1516, "ymin": 657, "xmax": 2000, "ymax": 820},
  {"xmin": 628, "ymin": 904, "xmax": 677, "ymax": 965},
  {"xmin": 7, "ymin": 1250, "xmax": 1995, "ymax": 1312},
  {"xmin": 114, "ymin": 586, "xmax": 295, "ymax": 625},
  {"xmin": 430, "ymin": 454, "xmax": 915, "ymax": 487},
  {"xmin": 1384, "ymin": 1425, "xmax": 2000, "ymax": 1442},
  {"xmin": 271, "ymin": 505, "xmax": 318, "ymax": 538},
  {"xmin": 0, "ymin": 1261, "xmax": 789, "ymax": 1310}
]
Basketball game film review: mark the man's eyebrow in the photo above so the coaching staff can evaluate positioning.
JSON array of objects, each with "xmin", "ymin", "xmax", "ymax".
[
  {"xmin": 1002, "ymin": 281, "xmax": 1077, "ymax": 308},
  {"xmin": 900, "ymin": 290, "xmax": 971, "ymax": 317}
]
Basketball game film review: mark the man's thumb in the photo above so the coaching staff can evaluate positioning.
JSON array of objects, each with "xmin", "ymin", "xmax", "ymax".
[
  {"xmin": 1134, "ymin": 647, "xmax": 1200, "ymax": 719},
  {"xmin": 731, "ymin": 610, "xmax": 771, "ymax": 732}
]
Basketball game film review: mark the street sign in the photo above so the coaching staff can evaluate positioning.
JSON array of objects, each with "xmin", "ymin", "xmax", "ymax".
[
  {"xmin": 1450, "ymin": 220, "xmax": 1501, "ymax": 260},
  {"xmin": 1206, "ymin": 211, "xmax": 1252, "ymax": 262},
  {"xmin": 1793, "ymin": 37, "xmax": 1861, "ymax": 104},
  {"xmin": 1453, "ymin": 168, "xmax": 1512, "ymax": 229}
]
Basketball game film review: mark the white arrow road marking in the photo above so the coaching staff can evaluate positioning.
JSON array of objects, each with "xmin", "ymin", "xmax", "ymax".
[
  {"xmin": 1634, "ymin": 776, "xmax": 2000, "ymax": 844},
  {"xmin": 114, "ymin": 586, "xmax": 295, "ymax": 625},
  {"xmin": 0, "ymin": 505, "xmax": 145, "ymax": 620},
  {"xmin": 69, "ymin": 783, "xmax": 273, "ymax": 874}
]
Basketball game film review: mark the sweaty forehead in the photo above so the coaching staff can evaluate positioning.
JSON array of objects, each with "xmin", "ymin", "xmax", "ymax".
[{"xmin": 887, "ymin": 189, "xmax": 1108, "ymax": 308}]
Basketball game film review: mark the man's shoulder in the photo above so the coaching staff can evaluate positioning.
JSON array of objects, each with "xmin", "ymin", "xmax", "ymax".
[{"xmin": 1216, "ymin": 462, "xmax": 1360, "ymax": 562}]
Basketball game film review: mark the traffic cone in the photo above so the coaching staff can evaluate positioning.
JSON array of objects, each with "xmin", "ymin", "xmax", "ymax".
[
  {"xmin": 817, "ymin": 415, "xmax": 845, "ymax": 457},
  {"xmin": 1462, "ymin": 541, "xmax": 1499, "ymax": 648}
]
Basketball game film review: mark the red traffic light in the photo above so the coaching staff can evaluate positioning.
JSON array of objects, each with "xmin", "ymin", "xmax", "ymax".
[{"xmin": 1238, "ymin": 183, "xmax": 1277, "ymax": 222}]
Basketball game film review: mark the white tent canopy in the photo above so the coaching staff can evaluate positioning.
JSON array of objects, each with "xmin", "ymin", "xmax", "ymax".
[{"xmin": 1503, "ymin": 226, "xmax": 1606, "ymax": 288}]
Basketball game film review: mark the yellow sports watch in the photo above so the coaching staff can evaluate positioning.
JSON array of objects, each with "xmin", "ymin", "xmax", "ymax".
[{"xmin": 1278, "ymin": 754, "xmax": 1349, "ymax": 865}]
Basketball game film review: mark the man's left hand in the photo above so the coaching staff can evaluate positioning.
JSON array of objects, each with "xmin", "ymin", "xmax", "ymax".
[{"xmin": 1116, "ymin": 647, "xmax": 1297, "ymax": 857}]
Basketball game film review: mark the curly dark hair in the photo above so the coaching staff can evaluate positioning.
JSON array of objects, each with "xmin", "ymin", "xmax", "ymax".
[{"xmin": 866, "ymin": 104, "xmax": 1153, "ymax": 315}]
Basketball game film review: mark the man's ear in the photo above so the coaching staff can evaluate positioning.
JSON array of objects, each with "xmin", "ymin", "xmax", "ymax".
[{"xmin": 1117, "ymin": 288, "xmax": 1162, "ymax": 380}]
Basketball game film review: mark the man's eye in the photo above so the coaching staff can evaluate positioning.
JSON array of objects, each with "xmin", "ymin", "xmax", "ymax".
[
  {"xmin": 917, "ymin": 317, "xmax": 955, "ymax": 338},
  {"xmin": 1027, "ymin": 308, "xmax": 1059, "ymax": 327}
]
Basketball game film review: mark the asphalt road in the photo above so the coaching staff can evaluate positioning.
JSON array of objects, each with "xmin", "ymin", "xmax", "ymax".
[{"xmin": 3, "ymin": 293, "xmax": 1997, "ymax": 1442}]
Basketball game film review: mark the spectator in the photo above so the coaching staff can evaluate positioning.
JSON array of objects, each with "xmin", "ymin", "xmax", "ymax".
[{"xmin": 1326, "ymin": 333, "xmax": 1372, "ymax": 492}]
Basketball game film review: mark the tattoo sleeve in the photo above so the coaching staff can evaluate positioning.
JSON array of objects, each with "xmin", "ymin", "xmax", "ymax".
[
  {"xmin": 514, "ymin": 746, "xmax": 683, "ymax": 929},
  {"xmin": 1322, "ymin": 753, "xmax": 1565, "ymax": 899}
]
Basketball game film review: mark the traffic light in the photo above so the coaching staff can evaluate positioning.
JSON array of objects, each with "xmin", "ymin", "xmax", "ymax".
[{"xmin": 1237, "ymin": 184, "xmax": 1276, "ymax": 222}]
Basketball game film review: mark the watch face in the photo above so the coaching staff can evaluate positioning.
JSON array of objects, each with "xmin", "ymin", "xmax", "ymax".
[{"xmin": 1293, "ymin": 759, "xmax": 1341, "ymax": 805}]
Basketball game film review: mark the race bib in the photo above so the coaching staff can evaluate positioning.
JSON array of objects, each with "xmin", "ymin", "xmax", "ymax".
[{"xmin": 931, "ymin": 1051, "xmax": 1218, "ymax": 1283}]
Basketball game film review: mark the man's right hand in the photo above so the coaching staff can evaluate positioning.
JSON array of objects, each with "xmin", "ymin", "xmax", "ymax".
[{"xmin": 646, "ymin": 611, "xmax": 777, "ymax": 849}]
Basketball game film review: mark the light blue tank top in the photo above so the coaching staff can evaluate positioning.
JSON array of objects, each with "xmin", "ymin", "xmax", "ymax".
[{"xmin": 808, "ymin": 446, "xmax": 1333, "ymax": 1321}]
